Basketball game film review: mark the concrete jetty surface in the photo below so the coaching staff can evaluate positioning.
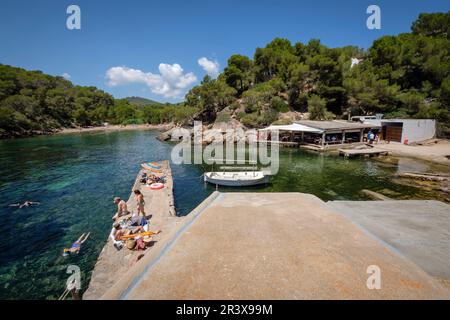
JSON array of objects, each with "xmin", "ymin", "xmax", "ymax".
[
  {"xmin": 327, "ymin": 200, "xmax": 450, "ymax": 281},
  {"xmin": 84, "ymin": 160, "xmax": 182, "ymax": 299},
  {"xmin": 339, "ymin": 147, "xmax": 389, "ymax": 158},
  {"xmin": 101, "ymin": 192, "xmax": 450, "ymax": 300}
]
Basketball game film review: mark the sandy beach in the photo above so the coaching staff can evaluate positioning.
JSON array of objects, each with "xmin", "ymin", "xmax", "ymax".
[
  {"xmin": 55, "ymin": 123, "xmax": 173, "ymax": 135},
  {"xmin": 376, "ymin": 140, "xmax": 450, "ymax": 166}
]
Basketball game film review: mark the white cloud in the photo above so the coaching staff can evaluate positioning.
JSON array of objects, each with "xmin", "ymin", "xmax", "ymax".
[
  {"xmin": 105, "ymin": 63, "xmax": 197, "ymax": 99},
  {"xmin": 62, "ymin": 73, "xmax": 71, "ymax": 79},
  {"xmin": 198, "ymin": 57, "xmax": 220, "ymax": 78}
]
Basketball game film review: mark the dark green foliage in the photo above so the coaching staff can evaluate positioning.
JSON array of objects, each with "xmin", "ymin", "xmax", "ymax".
[
  {"xmin": 185, "ymin": 75, "xmax": 237, "ymax": 122},
  {"xmin": 412, "ymin": 11, "xmax": 450, "ymax": 39},
  {"xmin": 0, "ymin": 64, "xmax": 118, "ymax": 137},
  {"xmin": 271, "ymin": 96, "xmax": 289, "ymax": 112},
  {"xmin": 140, "ymin": 104, "xmax": 199, "ymax": 125},
  {"xmin": 308, "ymin": 95, "xmax": 333, "ymax": 120},
  {"xmin": 254, "ymin": 38, "xmax": 298, "ymax": 83},
  {"xmin": 223, "ymin": 54, "xmax": 253, "ymax": 95},
  {"xmin": 441, "ymin": 77, "xmax": 450, "ymax": 106},
  {"xmin": 126, "ymin": 96, "xmax": 162, "ymax": 107}
]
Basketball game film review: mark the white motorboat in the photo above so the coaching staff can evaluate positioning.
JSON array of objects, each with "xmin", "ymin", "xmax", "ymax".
[{"xmin": 204, "ymin": 170, "xmax": 269, "ymax": 187}]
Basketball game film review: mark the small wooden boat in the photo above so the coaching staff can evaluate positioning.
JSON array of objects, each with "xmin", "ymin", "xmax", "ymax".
[
  {"xmin": 204, "ymin": 159, "xmax": 270, "ymax": 187},
  {"xmin": 204, "ymin": 171, "xmax": 269, "ymax": 187}
]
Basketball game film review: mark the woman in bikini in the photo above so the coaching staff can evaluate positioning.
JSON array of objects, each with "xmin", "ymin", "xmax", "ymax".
[
  {"xmin": 63, "ymin": 233, "xmax": 90, "ymax": 256},
  {"xmin": 134, "ymin": 189, "xmax": 146, "ymax": 217}
]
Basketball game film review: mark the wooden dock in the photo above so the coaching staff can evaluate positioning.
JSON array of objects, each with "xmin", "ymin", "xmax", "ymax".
[
  {"xmin": 339, "ymin": 147, "xmax": 389, "ymax": 158},
  {"xmin": 83, "ymin": 160, "xmax": 182, "ymax": 299}
]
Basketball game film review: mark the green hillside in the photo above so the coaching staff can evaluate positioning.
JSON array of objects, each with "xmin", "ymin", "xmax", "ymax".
[
  {"xmin": 185, "ymin": 11, "xmax": 450, "ymax": 135},
  {"xmin": 126, "ymin": 96, "xmax": 163, "ymax": 107},
  {"xmin": 0, "ymin": 65, "xmax": 198, "ymax": 138}
]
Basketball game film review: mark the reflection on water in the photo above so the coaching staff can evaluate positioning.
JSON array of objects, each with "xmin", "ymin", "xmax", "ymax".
[{"xmin": 0, "ymin": 130, "xmax": 441, "ymax": 299}]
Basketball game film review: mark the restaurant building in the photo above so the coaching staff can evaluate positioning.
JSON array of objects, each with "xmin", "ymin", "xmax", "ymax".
[{"xmin": 259, "ymin": 120, "xmax": 380, "ymax": 150}]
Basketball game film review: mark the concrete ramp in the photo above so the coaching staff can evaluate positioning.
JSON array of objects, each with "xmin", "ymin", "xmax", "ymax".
[
  {"xmin": 327, "ymin": 200, "xmax": 450, "ymax": 280},
  {"xmin": 103, "ymin": 193, "xmax": 449, "ymax": 299}
]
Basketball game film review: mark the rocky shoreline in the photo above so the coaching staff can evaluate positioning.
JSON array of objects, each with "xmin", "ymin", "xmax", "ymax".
[
  {"xmin": 56, "ymin": 123, "xmax": 174, "ymax": 135},
  {"xmin": 156, "ymin": 119, "xmax": 254, "ymax": 144}
]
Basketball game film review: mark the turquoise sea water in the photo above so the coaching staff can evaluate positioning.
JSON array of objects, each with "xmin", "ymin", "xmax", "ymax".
[{"xmin": 0, "ymin": 130, "xmax": 437, "ymax": 299}]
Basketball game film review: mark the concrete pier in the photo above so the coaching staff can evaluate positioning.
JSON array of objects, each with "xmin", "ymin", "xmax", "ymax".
[
  {"xmin": 339, "ymin": 147, "xmax": 389, "ymax": 158},
  {"xmin": 327, "ymin": 200, "xmax": 450, "ymax": 281},
  {"xmin": 100, "ymin": 192, "xmax": 450, "ymax": 300},
  {"xmin": 83, "ymin": 160, "xmax": 182, "ymax": 299}
]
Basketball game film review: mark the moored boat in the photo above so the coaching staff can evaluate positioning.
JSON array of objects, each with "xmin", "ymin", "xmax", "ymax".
[{"xmin": 204, "ymin": 171, "xmax": 269, "ymax": 187}]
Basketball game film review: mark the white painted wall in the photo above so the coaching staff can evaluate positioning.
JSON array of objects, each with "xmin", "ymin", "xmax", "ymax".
[
  {"xmin": 401, "ymin": 119, "xmax": 436, "ymax": 143},
  {"xmin": 362, "ymin": 118, "xmax": 436, "ymax": 143},
  {"xmin": 382, "ymin": 119, "xmax": 436, "ymax": 143}
]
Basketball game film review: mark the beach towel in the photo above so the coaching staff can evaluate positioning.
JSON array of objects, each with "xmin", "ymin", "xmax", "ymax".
[
  {"xmin": 141, "ymin": 163, "xmax": 163, "ymax": 172},
  {"xmin": 143, "ymin": 162, "xmax": 161, "ymax": 169}
]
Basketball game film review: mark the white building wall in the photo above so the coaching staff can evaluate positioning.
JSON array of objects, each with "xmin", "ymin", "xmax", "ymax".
[
  {"xmin": 363, "ymin": 119, "xmax": 382, "ymax": 127},
  {"xmin": 400, "ymin": 119, "xmax": 436, "ymax": 143}
]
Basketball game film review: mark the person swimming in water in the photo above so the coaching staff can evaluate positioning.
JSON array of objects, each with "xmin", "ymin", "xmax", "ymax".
[
  {"xmin": 63, "ymin": 233, "xmax": 90, "ymax": 256},
  {"xmin": 9, "ymin": 201, "xmax": 40, "ymax": 209}
]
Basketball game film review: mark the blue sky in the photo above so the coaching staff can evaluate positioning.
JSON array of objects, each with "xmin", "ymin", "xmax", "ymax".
[{"xmin": 1, "ymin": 0, "xmax": 449, "ymax": 102}]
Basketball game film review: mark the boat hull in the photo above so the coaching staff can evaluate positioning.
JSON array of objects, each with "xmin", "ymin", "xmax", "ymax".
[{"xmin": 204, "ymin": 172, "xmax": 269, "ymax": 187}]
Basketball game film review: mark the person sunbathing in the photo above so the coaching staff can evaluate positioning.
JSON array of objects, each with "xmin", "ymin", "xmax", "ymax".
[
  {"xmin": 63, "ymin": 233, "xmax": 90, "ymax": 256},
  {"xmin": 146, "ymin": 174, "xmax": 157, "ymax": 184},
  {"xmin": 110, "ymin": 222, "xmax": 126, "ymax": 249},
  {"xmin": 110, "ymin": 221, "xmax": 145, "ymax": 240},
  {"xmin": 110, "ymin": 221, "xmax": 151, "ymax": 249}
]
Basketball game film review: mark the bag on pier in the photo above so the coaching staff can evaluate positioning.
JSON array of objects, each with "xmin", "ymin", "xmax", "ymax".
[
  {"xmin": 135, "ymin": 238, "xmax": 146, "ymax": 251},
  {"xmin": 126, "ymin": 238, "xmax": 136, "ymax": 250}
]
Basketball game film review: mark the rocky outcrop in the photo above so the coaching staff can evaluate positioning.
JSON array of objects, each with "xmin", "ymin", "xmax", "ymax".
[
  {"xmin": 170, "ymin": 127, "xmax": 192, "ymax": 142},
  {"xmin": 156, "ymin": 129, "xmax": 172, "ymax": 141},
  {"xmin": 156, "ymin": 119, "xmax": 255, "ymax": 144},
  {"xmin": 156, "ymin": 123, "xmax": 176, "ymax": 141}
]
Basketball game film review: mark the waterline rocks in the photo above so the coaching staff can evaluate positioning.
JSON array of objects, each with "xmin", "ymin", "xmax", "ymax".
[
  {"xmin": 156, "ymin": 120, "xmax": 253, "ymax": 144},
  {"xmin": 360, "ymin": 189, "xmax": 392, "ymax": 200}
]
